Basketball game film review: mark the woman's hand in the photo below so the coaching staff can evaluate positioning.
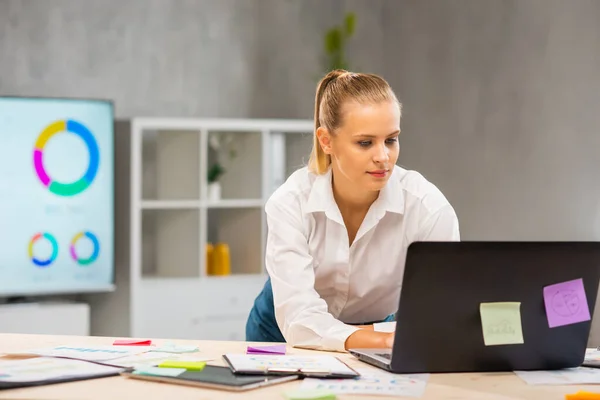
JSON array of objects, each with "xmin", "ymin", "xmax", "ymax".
[
  {"xmin": 344, "ymin": 329, "xmax": 395, "ymax": 350},
  {"xmin": 384, "ymin": 332, "xmax": 394, "ymax": 348}
]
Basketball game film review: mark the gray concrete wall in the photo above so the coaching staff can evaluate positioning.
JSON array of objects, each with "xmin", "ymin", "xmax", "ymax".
[
  {"xmin": 0, "ymin": 0, "xmax": 385, "ymax": 119},
  {"xmin": 382, "ymin": 0, "xmax": 600, "ymax": 345},
  {"xmin": 3, "ymin": 0, "xmax": 600, "ymax": 344}
]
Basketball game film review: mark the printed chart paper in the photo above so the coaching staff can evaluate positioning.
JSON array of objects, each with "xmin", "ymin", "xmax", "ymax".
[{"xmin": 300, "ymin": 368, "xmax": 429, "ymax": 397}]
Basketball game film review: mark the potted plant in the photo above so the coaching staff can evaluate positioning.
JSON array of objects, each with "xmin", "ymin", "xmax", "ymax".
[
  {"xmin": 207, "ymin": 163, "xmax": 225, "ymax": 201},
  {"xmin": 207, "ymin": 133, "xmax": 237, "ymax": 202},
  {"xmin": 322, "ymin": 12, "xmax": 357, "ymax": 73}
]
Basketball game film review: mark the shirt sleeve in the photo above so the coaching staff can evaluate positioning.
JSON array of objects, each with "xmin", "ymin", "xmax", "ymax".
[
  {"xmin": 418, "ymin": 204, "xmax": 461, "ymax": 241},
  {"xmin": 264, "ymin": 197, "xmax": 360, "ymax": 352}
]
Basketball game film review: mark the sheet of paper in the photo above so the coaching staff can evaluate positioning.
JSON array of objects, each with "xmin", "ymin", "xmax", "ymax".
[
  {"xmin": 543, "ymin": 278, "xmax": 591, "ymax": 328},
  {"xmin": 373, "ymin": 321, "xmax": 396, "ymax": 333},
  {"xmin": 300, "ymin": 368, "xmax": 429, "ymax": 397},
  {"xmin": 479, "ymin": 302, "xmax": 524, "ymax": 346},
  {"xmin": 149, "ymin": 343, "xmax": 199, "ymax": 353},
  {"xmin": 10, "ymin": 345, "xmax": 151, "ymax": 362},
  {"xmin": 284, "ymin": 389, "xmax": 337, "ymax": 400},
  {"xmin": 515, "ymin": 367, "xmax": 600, "ymax": 385},
  {"xmin": 585, "ymin": 348, "xmax": 600, "ymax": 361},
  {"xmin": 0, "ymin": 357, "xmax": 124, "ymax": 383},
  {"xmin": 224, "ymin": 354, "xmax": 357, "ymax": 376},
  {"xmin": 247, "ymin": 344, "xmax": 286, "ymax": 355}
]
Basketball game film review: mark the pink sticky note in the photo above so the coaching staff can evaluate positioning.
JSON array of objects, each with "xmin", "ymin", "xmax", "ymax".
[
  {"xmin": 113, "ymin": 339, "xmax": 153, "ymax": 346},
  {"xmin": 543, "ymin": 278, "xmax": 591, "ymax": 328},
  {"xmin": 246, "ymin": 344, "xmax": 286, "ymax": 355}
]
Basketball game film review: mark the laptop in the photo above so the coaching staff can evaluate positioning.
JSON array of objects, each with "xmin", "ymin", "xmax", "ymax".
[{"xmin": 349, "ymin": 241, "xmax": 600, "ymax": 373}]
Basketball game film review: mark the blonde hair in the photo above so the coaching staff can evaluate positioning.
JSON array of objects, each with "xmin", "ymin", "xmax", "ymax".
[{"xmin": 308, "ymin": 69, "xmax": 402, "ymax": 174}]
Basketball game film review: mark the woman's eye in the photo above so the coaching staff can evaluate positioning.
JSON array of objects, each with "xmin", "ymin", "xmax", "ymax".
[
  {"xmin": 358, "ymin": 141, "xmax": 371, "ymax": 147},
  {"xmin": 386, "ymin": 138, "xmax": 398, "ymax": 144}
]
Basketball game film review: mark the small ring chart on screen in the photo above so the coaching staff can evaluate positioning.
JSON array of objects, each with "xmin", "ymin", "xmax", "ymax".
[
  {"xmin": 70, "ymin": 231, "xmax": 100, "ymax": 266},
  {"xmin": 33, "ymin": 119, "xmax": 100, "ymax": 196},
  {"xmin": 29, "ymin": 232, "xmax": 59, "ymax": 267}
]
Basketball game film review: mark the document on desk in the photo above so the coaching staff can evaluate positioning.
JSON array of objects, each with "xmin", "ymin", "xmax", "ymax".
[
  {"xmin": 223, "ymin": 354, "xmax": 359, "ymax": 378},
  {"xmin": 6, "ymin": 345, "xmax": 151, "ymax": 362},
  {"xmin": 299, "ymin": 368, "xmax": 429, "ymax": 397},
  {"xmin": 515, "ymin": 367, "xmax": 600, "ymax": 385},
  {"xmin": 0, "ymin": 357, "xmax": 125, "ymax": 388}
]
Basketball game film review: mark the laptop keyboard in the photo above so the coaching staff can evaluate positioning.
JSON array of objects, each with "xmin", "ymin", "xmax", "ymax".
[{"xmin": 375, "ymin": 353, "xmax": 392, "ymax": 360}]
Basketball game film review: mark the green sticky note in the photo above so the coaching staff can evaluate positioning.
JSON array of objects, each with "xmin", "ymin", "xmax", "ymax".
[
  {"xmin": 480, "ymin": 302, "xmax": 524, "ymax": 346},
  {"xmin": 284, "ymin": 389, "xmax": 337, "ymax": 400},
  {"xmin": 157, "ymin": 360, "xmax": 206, "ymax": 371}
]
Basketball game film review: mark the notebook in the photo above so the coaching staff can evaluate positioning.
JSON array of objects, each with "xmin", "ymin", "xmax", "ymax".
[
  {"xmin": 0, "ymin": 357, "xmax": 128, "ymax": 390},
  {"xmin": 222, "ymin": 354, "xmax": 360, "ymax": 378}
]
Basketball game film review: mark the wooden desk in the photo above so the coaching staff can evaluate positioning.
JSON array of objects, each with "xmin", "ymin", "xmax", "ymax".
[{"xmin": 0, "ymin": 333, "xmax": 593, "ymax": 399}]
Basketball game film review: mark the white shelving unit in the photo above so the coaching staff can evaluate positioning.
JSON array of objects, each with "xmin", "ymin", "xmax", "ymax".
[{"xmin": 125, "ymin": 118, "xmax": 314, "ymax": 340}]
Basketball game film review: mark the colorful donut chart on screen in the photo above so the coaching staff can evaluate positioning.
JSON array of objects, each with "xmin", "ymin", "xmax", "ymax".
[
  {"xmin": 70, "ymin": 231, "xmax": 100, "ymax": 266},
  {"xmin": 33, "ymin": 120, "xmax": 100, "ymax": 196},
  {"xmin": 29, "ymin": 232, "xmax": 59, "ymax": 267}
]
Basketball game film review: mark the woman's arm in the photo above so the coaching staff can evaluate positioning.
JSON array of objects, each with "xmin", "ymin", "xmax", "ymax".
[{"xmin": 265, "ymin": 194, "xmax": 362, "ymax": 352}]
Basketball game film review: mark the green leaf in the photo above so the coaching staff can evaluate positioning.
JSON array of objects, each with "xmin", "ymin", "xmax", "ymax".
[
  {"xmin": 344, "ymin": 12, "xmax": 356, "ymax": 37},
  {"xmin": 207, "ymin": 163, "xmax": 226, "ymax": 183},
  {"xmin": 324, "ymin": 28, "xmax": 342, "ymax": 55}
]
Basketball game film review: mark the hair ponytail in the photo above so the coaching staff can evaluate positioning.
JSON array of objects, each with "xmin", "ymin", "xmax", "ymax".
[
  {"xmin": 307, "ymin": 69, "xmax": 401, "ymax": 175},
  {"xmin": 308, "ymin": 69, "xmax": 347, "ymax": 174}
]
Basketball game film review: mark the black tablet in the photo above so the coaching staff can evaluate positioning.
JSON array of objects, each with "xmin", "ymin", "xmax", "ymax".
[{"xmin": 121, "ymin": 365, "xmax": 298, "ymax": 392}]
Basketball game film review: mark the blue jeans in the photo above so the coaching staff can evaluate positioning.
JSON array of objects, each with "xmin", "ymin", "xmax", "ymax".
[{"xmin": 245, "ymin": 277, "xmax": 395, "ymax": 342}]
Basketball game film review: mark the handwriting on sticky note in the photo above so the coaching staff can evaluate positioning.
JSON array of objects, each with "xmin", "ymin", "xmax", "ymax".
[
  {"xmin": 543, "ymin": 278, "xmax": 591, "ymax": 328},
  {"xmin": 113, "ymin": 339, "xmax": 152, "ymax": 346},
  {"xmin": 480, "ymin": 302, "xmax": 524, "ymax": 346},
  {"xmin": 246, "ymin": 344, "xmax": 286, "ymax": 355}
]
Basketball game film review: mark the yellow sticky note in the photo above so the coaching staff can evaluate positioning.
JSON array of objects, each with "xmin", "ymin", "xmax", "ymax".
[
  {"xmin": 157, "ymin": 360, "xmax": 206, "ymax": 371},
  {"xmin": 479, "ymin": 302, "xmax": 524, "ymax": 346}
]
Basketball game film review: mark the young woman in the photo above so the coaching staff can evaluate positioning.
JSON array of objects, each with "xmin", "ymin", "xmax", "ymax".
[{"xmin": 246, "ymin": 69, "xmax": 460, "ymax": 352}]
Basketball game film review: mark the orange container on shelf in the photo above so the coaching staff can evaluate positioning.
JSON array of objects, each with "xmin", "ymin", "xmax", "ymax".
[
  {"xmin": 206, "ymin": 243, "xmax": 214, "ymax": 275},
  {"xmin": 212, "ymin": 242, "xmax": 231, "ymax": 276}
]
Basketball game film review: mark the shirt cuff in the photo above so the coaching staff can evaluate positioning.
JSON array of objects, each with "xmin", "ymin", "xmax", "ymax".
[
  {"xmin": 373, "ymin": 321, "xmax": 396, "ymax": 333},
  {"xmin": 322, "ymin": 323, "xmax": 361, "ymax": 352}
]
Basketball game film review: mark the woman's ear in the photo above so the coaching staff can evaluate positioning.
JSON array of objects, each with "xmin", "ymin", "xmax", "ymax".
[{"xmin": 316, "ymin": 127, "xmax": 333, "ymax": 154}]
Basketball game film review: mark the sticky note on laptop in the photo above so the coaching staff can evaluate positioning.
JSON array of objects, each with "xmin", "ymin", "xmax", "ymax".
[
  {"xmin": 480, "ymin": 302, "xmax": 524, "ymax": 346},
  {"xmin": 543, "ymin": 278, "xmax": 591, "ymax": 328}
]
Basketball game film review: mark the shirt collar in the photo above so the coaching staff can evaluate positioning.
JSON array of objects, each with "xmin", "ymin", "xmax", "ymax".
[{"xmin": 304, "ymin": 167, "xmax": 405, "ymax": 218}]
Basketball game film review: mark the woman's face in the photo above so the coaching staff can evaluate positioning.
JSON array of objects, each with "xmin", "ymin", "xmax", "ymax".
[{"xmin": 318, "ymin": 100, "xmax": 401, "ymax": 192}]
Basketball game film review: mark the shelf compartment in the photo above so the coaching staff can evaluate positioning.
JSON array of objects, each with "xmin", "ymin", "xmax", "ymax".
[
  {"xmin": 206, "ymin": 207, "xmax": 263, "ymax": 275},
  {"xmin": 207, "ymin": 131, "xmax": 262, "ymax": 201},
  {"xmin": 141, "ymin": 209, "xmax": 200, "ymax": 278},
  {"xmin": 142, "ymin": 129, "xmax": 201, "ymax": 201}
]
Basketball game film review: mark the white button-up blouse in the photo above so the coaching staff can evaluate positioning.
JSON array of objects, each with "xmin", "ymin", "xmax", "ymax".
[{"xmin": 265, "ymin": 165, "xmax": 460, "ymax": 352}]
